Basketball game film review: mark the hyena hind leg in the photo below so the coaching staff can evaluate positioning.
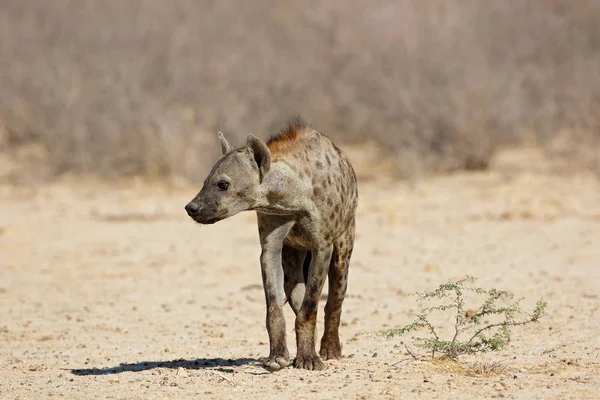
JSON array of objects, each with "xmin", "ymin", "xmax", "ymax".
[{"xmin": 320, "ymin": 226, "xmax": 355, "ymax": 360}]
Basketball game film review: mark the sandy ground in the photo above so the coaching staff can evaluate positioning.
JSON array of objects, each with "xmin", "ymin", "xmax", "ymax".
[{"xmin": 1, "ymin": 148, "xmax": 599, "ymax": 399}]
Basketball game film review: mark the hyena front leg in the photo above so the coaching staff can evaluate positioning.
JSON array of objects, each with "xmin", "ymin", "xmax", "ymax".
[{"xmin": 257, "ymin": 215, "xmax": 294, "ymax": 372}]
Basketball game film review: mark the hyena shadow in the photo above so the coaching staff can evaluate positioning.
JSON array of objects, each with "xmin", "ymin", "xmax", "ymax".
[{"xmin": 70, "ymin": 357, "xmax": 258, "ymax": 376}]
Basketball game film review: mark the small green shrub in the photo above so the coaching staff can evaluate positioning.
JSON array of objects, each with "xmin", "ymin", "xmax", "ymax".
[{"xmin": 381, "ymin": 276, "xmax": 547, "ymax": 360}]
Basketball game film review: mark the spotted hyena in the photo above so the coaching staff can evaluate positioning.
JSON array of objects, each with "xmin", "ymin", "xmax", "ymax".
[{"xmin": 185, "ymin": 117, "xmax": 358, "ymax": 371}]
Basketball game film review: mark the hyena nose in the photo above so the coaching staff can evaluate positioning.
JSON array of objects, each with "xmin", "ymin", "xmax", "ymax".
[{"xmin": 185, "ymin": 202, "xmax": 200, "ymax": 216}]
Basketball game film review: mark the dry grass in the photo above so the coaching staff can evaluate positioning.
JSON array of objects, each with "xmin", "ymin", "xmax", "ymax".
[
  {"xmin": 430, "ymin": 359, "xmax": 508, "ymax": 378},
  {"xmin": 1, "ymin": 0, "xmax": 599, "ymax": 182}
]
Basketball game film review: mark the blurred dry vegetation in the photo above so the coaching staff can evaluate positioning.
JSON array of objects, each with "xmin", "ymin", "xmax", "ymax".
[{"xmin": 0, "ymin": 0, "xmax": 599, "ymax": 183}]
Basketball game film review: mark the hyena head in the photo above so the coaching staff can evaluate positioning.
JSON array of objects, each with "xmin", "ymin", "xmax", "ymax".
[{"xmin": 185, "ymin": 132, "xmax": 271, "ymax": 224}]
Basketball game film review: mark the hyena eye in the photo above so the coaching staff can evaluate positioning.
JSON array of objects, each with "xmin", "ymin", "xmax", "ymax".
[{"xmin": 217, "ymin": 180, "xmax": 230, "ymax": 191}]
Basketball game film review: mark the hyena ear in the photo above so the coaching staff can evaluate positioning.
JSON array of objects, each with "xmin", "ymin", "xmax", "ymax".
[
  {"xmin": 246, "ymin": 134, "xmax": 271, "ymax": 180},
  {"xmin": 217, "ymin": 131, "xmax": 235, "ymax": 155}
]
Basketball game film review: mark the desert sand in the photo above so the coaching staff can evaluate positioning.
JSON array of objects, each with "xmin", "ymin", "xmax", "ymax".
[{"xmin": 1, "ymin": 148, "xmax": 599, "ymax": 399}]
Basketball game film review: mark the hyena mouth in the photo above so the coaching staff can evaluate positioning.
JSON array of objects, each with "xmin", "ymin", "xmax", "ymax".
[
  {"xmin": 197, "ymin": 217, "xmax": 219, "ymax": 225},
  {"xmin": 193, "ymin": 213, "xmax": 227, "ymax": 225}
]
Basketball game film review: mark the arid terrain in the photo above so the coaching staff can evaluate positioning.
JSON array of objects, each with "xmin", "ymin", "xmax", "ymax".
[{"xmin": 1, "ymin": 148, "xmax": 599, "ymax": 399}]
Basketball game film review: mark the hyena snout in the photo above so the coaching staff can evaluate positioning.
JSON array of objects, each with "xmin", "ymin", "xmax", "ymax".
[
  {"xmin": 185, "ymin": 200, "xmax": 223, "ymax": 224},
  {"xmin": 185, "ymin": 201, "xmax": 201, "ymax": 217}
]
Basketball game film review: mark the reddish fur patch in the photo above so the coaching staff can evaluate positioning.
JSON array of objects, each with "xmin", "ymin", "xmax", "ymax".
[{"xmin": 267, "ymin": 117, "xmax": 312, "ymax": 155}]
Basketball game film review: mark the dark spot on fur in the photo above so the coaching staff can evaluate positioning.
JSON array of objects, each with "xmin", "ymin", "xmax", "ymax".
[
  {"xmin": 267, "ymin": 294, "xmax": 277, "ymax": 304},
  {"xmin": 308, "ymin": 284, "xmax": 321, "ymax": 297},
  {"xmin": 334, "ymin": 204, "xmax": 340, "ymax": 213},
  {"xmin": 327, "ymin": 197, "xmax": 333, "ymax": 207},
  {"xmin": 316, "ymin": 160, "xmax": 323, "ymax": 169},
  {"xmin": 267, "ymin": 190, "xmax": 284, "ymax": 202},
  {"xmin": 313, "ymin": 186, "xmax": 322, "ymax": 198},
  {"xmin": 327, "ymin": 176, "xmax": 332, "ymax": 185},
  {"xmin": 326, "ymin": 155, "xmax": 332, "ymax": 166},
  {"xmin": 303, "ymin": 298, "xmax": 318, "ymax": 311}
]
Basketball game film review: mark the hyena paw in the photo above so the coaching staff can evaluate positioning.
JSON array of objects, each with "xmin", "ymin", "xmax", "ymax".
[
  {"xmin": 294, "ymin": 353, "xmax": 325, "ymax": 371},
  {"xmin": 262, "ymin": 355, "xmax": 291, "ymax": 372},
  {"xmin": 320, "ymin": 337, "xmax": 342, "ymax": 360}
]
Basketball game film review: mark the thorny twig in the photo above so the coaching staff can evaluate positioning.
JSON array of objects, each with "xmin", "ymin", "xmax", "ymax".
[{"xmin": 405, "ymin": 344, "xmax": 419, "ymax": 360}]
